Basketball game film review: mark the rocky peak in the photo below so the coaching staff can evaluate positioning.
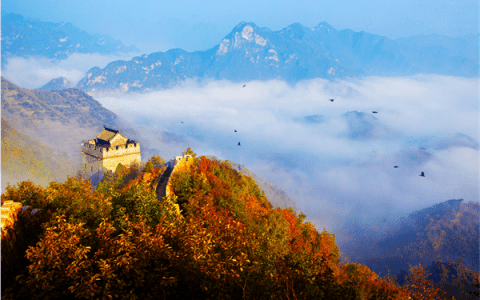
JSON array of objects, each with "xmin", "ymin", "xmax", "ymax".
[
  {"xmin": 39, "ymin": 77, "xmax": 74, "ymax": 91},
  {"xmin": 216, "ymin": 22, "xmax": 269, "ymax": 56},
  {"xmin": 281, "ymin": 22, "xmax": 309, "ymax": 39},
  {"xmin": 313, "ymin": 22, "xmax": 336, "ymax": 33}
]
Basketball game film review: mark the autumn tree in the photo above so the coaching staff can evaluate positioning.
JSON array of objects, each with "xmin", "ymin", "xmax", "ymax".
[{"xmin": 2, "ymin": 153, "xmax": 445, "ymax": 299}]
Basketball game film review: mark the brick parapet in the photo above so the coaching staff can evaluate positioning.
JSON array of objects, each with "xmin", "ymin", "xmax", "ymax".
[
  {"xmin": 0, "ymin": 200, "xmax": 22, "ymax": 239},
  {"xmin": 81, "ymin": 141, "xmax": 140, "ymax": 160}
]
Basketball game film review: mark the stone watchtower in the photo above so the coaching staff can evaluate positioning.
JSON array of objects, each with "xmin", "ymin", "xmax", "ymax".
[{"xmin": 81, "ymin": 127, "xmax": 141, "ymax": 174}]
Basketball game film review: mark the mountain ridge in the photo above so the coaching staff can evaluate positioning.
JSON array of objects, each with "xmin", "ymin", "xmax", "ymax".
[
  {"xmin": 1, "ymin": 76, "xmax": 136, "ymax": 163},
  {"xmin": 338, "ymin": 198, "xmax": 479, "ymax": 277},
  {"xmin": 76, "ymin": 21, "xmax": 478, "ymax": 93},
  {"xmin": 204, "ymin": 156, "xmax": 297, "ymax": 209},
  {"xmin": 38, "ymin": 77, "xmax": 75, "ymax": 91},
  {"xmin": 1, "ymin": 13, "xmax": 140, "ymax": 64}
]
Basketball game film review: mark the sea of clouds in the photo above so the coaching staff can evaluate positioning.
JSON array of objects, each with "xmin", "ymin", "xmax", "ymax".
[
  {"xmin": 3, "ymin": 55, "xmax": 478, "ymax": 239},
  {"xmin": 93, "ymin": 76, "xmax": 479, "ymax": 236}
]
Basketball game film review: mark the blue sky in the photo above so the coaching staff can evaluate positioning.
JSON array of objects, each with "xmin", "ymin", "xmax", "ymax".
[{"xmin": 3, "ymin": 0, "xmax": 479, "ymax": 53}]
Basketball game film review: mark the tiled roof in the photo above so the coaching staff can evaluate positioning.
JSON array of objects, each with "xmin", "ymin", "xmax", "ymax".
[
  {"xmin": 87, "ymin": 127, "xmax": 137, "ymax": 148},
  {"xmin": 96, "ymin": 127, "xmax": 119, "ymax": 142}
]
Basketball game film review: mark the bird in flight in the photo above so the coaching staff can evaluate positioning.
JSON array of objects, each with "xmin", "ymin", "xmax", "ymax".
[
  {"xmin": 394, "ymin": 166, "xmax": 399, "ymax": 168},
  {"xmin": 372, "ymin": 111, "xmax": 378, "ymax": 114},
  {"xmin": 238, "ymin": 142, "xmax": 241, "ymax": 146},
  {"xmin": 329, "ymin": 99, "xmax": 334, "ymax": 102},
  {"xmin": 234, "ymin": 130, "xmax": 237, "ymax": 132},
  {"xmin": 419, "ymin": 172, "xmax": 425, "ymax": 177},
  {"xmin": 181, "ymin": 122, "xmax": 184, "ymax": 124},
  {"xmin": 243, "ymin": 84, "xmax": 246, "ymax": 88}
]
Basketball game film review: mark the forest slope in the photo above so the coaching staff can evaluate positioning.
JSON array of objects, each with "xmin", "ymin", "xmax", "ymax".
[
  {"xmin": 1, "ymin": 76, "xmax": 137, "ymax": 163},
  {"xmin": 1, "ymin": 118, "xmax": 77, "ymax": 190},
  {"xmin": 3, "ymin": 154, "xmax": 447, "ymax": 300}
]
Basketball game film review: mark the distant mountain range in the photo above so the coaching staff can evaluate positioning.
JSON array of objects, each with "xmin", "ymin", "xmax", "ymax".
[
  {"xmin": 338, "ymin": 199, "xmax": 479, "ymax": 277},
  {"xmin": 76, "ymin": 21, "xmax": 479, "ymax": 93},
  {"xmin": 1, "ymin": 13, "xmax": 139, "ymax": 64},
  {"xmin": 3, "ymin": 14, "xmax": 477, "ymax": 92}
]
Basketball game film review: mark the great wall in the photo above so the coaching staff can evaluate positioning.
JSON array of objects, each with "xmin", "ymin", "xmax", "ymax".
[
  {"xmin": 1, "ymin": 154, "xmax": 196, "ymax": 236},
  {"xmin": 1, "ymin": 126, "xmax": 198, "ymax": 235},
  {"xmin": 81, "ymin": 127, "xmax": 141, "ymax": 174},
  {"xmin": 0, "ymin": 200, "xmax": 23, "ymax": 239},
  {"xmin": 156, "ymin": 155, "xmax": 195, "ymax": 200}
]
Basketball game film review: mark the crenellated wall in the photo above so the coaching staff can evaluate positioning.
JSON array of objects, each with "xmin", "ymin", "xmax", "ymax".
[
  {"xmin": 81, "ymin": 140, "xmax": 141, "ymax": 174},
  {"xmin": 81, "ymin": 141, "xmax": 140, "ymax": 160}
]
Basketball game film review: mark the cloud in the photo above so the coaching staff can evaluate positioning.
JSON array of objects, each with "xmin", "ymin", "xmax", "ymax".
[
  {"xmin": 2, "ymin": 53, "xmax": 138, "ymax": 89},
  {"xmin": 7, "ymin": 56, "xmax": 477, "ymax": 236},
  {"xmin": 91, "ymin": 75, "xmax": 479, "ymax": 236}
]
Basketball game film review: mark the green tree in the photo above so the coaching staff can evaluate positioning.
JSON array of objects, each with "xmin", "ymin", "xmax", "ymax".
[
  {"xmin": 144, "ymin": 161, "xmax": 154, "ymax": 173},
  {"xmin": 182, "ymin": 147, "xmax": 197, "ymax": 159},
  {"xmin": 148, "ymin": 154, "xmax": 165, "ymax": 170}
]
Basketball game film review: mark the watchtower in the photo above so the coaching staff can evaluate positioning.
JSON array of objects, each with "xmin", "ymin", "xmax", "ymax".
[{"xmin": 81, "ymin": 126, "xmax": 141, "ymax": 174}]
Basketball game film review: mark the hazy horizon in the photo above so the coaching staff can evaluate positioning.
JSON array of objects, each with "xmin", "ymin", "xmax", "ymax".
[{"xmin": 3, "ymin": 0, "xmax": 478, "ymax": 53}]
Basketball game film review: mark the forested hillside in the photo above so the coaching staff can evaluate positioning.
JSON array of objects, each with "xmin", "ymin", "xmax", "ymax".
[
  {"xmin": 3, "ymin": 153, "xmax": 473, "ymax": 299},
  {"xmin": 205, "ymin": 156, "xmax": 297, "ymax": 209},
  {"xmin": 1, "ymin": 77, "xmax": 136, "ymax": 163},
  {"xmin": 340, "ymin": 199, "xmax": 479, "ymax": 275},
  {"xmin": 1, "ymin": 118, "xmax": 77, "ymax": 190}
]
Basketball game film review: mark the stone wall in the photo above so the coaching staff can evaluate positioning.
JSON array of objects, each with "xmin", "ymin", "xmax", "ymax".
[
  {"xmin": 165, "ymin": 155, "xmax": 194, "ymax": 197},
  {"xmin": 81, "ymin": 142, "xmax": 140, "ymax": 160},
  {"xmin": 81, "ymin": 141, "xmax": 141, "ymax": 174},
  {"xmin": 82, "ymin": 152, "xmax": 104, "ymax": 174},
  {"xmin": 101, "ymin": 152, "xmax": 141, "ymax": 171},
  {"xmin": 1, "ymin": 200, "xmax": 22, "ymax": 239},
  {"xmin": 102, "ymin": 143, "xmax": 140, "ymax": 159},
  {"xmin": 82, "ymin": 142, "xmax": 105, "ymax": 158}
]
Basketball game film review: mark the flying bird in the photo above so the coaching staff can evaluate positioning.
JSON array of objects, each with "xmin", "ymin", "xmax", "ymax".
[
  {"xmin": 394, "ymin": 166, "xmax": 399, "ymax": 168},
  {"xmin": 238, "ymin": 142, "xmax": 241, "ymax": 146},
  {"xmin": 243, "ymin": 84, "xmax": 246, "ymax": 88},
  {"xmin": 329, "ymin": 99, "xmax": 334, "ymax": 102},
  {"xmin": 181, "ymin": 122, "xmax": 184, "ymax": 124},
  {"xmin": 419, "ymin": 172, "xmax": 425, "ymax": 177},
  {"xmin": 234, "ymin": 130, "xmax": 237, "ymax": 132},
  {"xmin": 372, "ymin": 111, "xmax": 378, "ymax": 114}
]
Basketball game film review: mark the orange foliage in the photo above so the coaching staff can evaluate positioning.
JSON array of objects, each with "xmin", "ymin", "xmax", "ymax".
[
  {"xmin": 2, "ymin": 154, "xmax": 454, "ymax": 299},
  {"xmin": 404, "ymin": 264, "xmax": 451, "ymax": 300}
]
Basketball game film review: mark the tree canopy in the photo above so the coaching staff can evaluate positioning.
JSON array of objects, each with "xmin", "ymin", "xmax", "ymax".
[{"xmin": 1, "ymin": 153, "xmax": 468, "ymax": 299}]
